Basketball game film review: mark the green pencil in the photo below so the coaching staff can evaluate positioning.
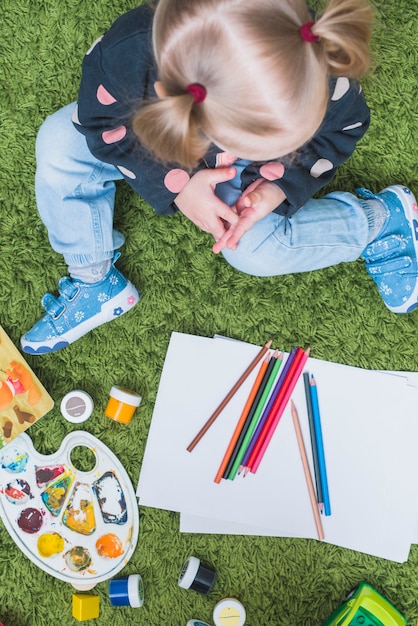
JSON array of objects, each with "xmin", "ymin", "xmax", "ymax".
[{"xmin": 228, "ymin": 352, "xmax": 283, "ymax": 479}]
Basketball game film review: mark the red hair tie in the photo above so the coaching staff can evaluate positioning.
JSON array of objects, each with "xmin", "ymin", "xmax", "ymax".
[
  {"xmin": 300, "ymin": 21, "xmax": 320, "ymax": 43},
  {"xmin": 186, "ymin": 83, "xmax": 207, "ymax": 104}
]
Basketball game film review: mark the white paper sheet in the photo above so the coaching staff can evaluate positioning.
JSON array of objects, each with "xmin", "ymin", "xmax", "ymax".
[{"xmin": 137, "ymin": 332, "xmax": 418, "ymax": 562}]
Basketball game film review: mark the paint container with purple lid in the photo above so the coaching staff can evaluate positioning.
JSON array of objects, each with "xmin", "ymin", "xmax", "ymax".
[
  {"xmin": 109, "ymin": 574, "xmax": 144, "ymax": 608},
  {"xmin": 178, "ymin": 556, "xmax": 216, "ymax": 595}
]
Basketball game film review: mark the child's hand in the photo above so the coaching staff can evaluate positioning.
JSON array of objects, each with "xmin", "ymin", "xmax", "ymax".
[
  {"xmin": 175, "ymin": 168, "xmax": 240, "ymax": 241},
  {"xmin": 212, "ymin": 179, "xmax": 286, "ymax": 254}
]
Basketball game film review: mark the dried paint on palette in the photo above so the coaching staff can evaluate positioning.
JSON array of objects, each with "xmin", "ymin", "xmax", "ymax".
[{"xmin": 94, "ymin": 471, "xmax": 127, "ymax": 525}]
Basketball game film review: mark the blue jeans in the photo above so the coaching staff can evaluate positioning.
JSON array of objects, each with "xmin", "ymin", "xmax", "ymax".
[{"xmin": 35, "ymin": 103, "xmax": 369, "ymax": 275}]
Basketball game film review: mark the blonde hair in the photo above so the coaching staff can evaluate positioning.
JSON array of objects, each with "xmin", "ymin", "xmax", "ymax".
[{"xmin": 133, "ymin": 0, "xmax": 373, "ymax": 168}]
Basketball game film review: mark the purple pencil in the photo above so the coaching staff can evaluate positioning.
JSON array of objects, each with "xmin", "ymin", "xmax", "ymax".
[{"xmin": 239, "ymin": 348, "xmax": 297, "ymax": 472}]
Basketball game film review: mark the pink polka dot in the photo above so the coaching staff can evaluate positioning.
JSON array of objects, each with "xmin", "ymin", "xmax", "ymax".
[
  {"xmin": 102, "ymin": 126, "xmax": 127, "ymax": 144},
  {"xmin": 260, "ymin": 162, "xmax": 285, "ymax": 181},
  {"xmin": 97, "ymin": 84, "xmax": 117, "ymax": 105},
  {"xmin": 216, "ymin": 152, "xmax": 237, "ymax": 168},
  {"xmin": 164, "ymin": 169, "xmax": 190, "ymax": 193}
]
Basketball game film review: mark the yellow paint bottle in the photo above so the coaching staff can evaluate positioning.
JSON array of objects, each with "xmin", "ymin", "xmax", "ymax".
[{"xmin": 104, "ymin": 386, "xmax": 142, "ymax": 424}]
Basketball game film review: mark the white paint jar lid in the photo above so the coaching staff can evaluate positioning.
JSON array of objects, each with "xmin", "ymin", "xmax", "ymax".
[
  {"xmin": 60, "ymin": 390, "xmax": 94, "ymax": 423},
  {"xmin": 213, "ymin": 598, "xmax": 246, "ymax": 626},
  {"xmin": 109, "ymin": 385, "xmax": 142, "ymax": 407}
]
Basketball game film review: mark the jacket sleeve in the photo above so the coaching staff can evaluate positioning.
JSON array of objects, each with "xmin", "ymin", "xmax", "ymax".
[
  {"xmin": 73, "ymin": 6, "xmax": 180, "ymax": 215},
  {"xmin": 242, "ymin": 76, "xmax": 371, "ymax": 217}
]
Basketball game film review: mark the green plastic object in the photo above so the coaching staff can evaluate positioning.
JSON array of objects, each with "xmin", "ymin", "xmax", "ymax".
[{"xmin": 322, "ymin": 582, "xmax": 407, "ymax": 626}]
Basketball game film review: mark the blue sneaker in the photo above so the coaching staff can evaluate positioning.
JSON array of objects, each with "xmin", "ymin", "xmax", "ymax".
[
  {"xmin": 21, "ymin": 255, "xmax": 140, "ymax": 354},
  {"xmin": 359, "ymin": 185, "xmax": 418, "ymax": 313}
]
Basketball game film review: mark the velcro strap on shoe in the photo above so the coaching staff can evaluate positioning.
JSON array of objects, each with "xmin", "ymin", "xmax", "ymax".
[
  {"xmin": 363, "ymin": 234, "xmax": 407, "ymax": 262},
  {"xmin": 365, "ymin": 255, "xmax": 413, "ymax": 275},
  {"xmin": 58, "ymin": 276, "xmax": 80, "ymax": 300},
  {"xmin": 41, "ymin": 293, "xmax": 65, "ymax": 319}
]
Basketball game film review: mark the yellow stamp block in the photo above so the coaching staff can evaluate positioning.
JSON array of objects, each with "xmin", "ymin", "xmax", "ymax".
[{"xmin": 72, "ymin": 594, "xmax": 100, "ymax": 621}]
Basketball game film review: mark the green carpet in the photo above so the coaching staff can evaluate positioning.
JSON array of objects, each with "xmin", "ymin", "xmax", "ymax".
[{"xmin": 0, "ymin": 0, "xmax": 418, "ymax": 624}]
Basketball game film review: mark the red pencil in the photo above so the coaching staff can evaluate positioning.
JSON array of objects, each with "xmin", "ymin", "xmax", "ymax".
[
  {"xmin": 214, "ymin": 353, "xmax": 271, "ymax": 483},
  {"xmin": 247, "ymin": 347, "xmax": 310, "ymax": 473}
]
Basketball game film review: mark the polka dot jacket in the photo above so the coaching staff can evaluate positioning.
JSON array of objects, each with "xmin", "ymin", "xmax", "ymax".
[{"xmin": 74, "ymin": 4, "xmax": 371, "ymax": 218}]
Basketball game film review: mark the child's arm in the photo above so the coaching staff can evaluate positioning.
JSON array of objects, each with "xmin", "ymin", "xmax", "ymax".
[
  {"xmin": 74, "ymin": 6, "xmax": 187, "ymax": 217},
  {"xmin": 242, "ymin": 76, "xmax": 371, "ymax": 218}
]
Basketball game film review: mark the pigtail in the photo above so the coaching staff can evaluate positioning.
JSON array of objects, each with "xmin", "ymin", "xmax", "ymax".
[
  {"xmin": 133, "ymin": 92, "xmax": 210, "ymax": 169},
  {"xmin": 314, "ymin": 0, "xmax": 373, "ymax": 77}
]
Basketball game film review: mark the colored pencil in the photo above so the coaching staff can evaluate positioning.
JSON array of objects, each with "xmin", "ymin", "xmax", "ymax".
[
  {"xmin": 309, "ymin": 375, "xmax": 331, "ymax": 516},
  {"xmin": 221, "ymin": 351, "xmax": 279, "ymax": 480},
  {"xmin": 239, "ymin": 348, "xmax": 297, "ymax": 472},
  {"xmin": 226, "ymin": 351, "xmax": 283, "ymax": 480},
  {"xmin": 290, "ymin": 400, "xmax": 325, "ymax": 541},
  {"xmin": 186, "ymin": 339, "xmax": 273, "ymax": 452},
  {"xmin": 248, "ymin": 346, "xmax": 310, "ymax": 473},
  {"xmin": 303, "ymin": 372, "xmax": 323, "ymax": 512},
  {"xmin": 214, "ymin": 352, "xmax": 271, "ymax": 483}
]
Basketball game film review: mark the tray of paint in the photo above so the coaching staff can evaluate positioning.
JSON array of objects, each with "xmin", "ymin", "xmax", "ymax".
[{"xmin": 0, "ymin": 431, "xmax": 139, "ymax": 589}]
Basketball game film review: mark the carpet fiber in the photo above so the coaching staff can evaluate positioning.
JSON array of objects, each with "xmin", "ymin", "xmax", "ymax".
[{"xmin": 0, "ymin": 0, "xmax": 418, "ymax": 624}]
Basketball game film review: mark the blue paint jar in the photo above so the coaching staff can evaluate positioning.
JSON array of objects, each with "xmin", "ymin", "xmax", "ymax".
[{"xmin": 109, "ymin": 574, "xmax": 144, "ymax": 608}]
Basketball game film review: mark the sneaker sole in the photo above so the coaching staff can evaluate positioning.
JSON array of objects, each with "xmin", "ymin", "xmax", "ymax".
[
  {"xmin": 380, "ymin": 185, "xmax": 418, "ymax": 314},
  {"xmin": 21, "ymin": 281, "xmax": 140, "ymax": 354}
]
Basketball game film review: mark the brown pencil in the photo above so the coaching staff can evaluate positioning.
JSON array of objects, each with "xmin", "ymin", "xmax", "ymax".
[
  {"xmin": 186, "ymin": 339, "xmax": 273, "ymax": 452},
  {"xmin": 290, "ymin": 400, "xmax": 325, "ymax": 541}
]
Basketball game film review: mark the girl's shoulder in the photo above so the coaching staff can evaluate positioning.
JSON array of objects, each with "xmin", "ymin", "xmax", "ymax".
[{"xmin": 101, "ymin": 4, "xmax": 154, "ymax": 50}]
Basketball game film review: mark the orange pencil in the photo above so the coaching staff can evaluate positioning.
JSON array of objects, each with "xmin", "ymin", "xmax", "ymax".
[
  {"xmin": 214, "ymin": 352, "xmax": 271, "ymax": 483},
  {"xmin": 290, "ymin": 400, "xmax": 325, "ymax": 541},
  {"xmin": 249, "ymin": 347, "xmax": 310, "ymax": 473},
  {"xmin": 186, "ymin": 339, "xmax": 273, "ymax": 452},
  {"xmin": 245, "ymin": 347, "xmax": 306, "ymax": 471}
]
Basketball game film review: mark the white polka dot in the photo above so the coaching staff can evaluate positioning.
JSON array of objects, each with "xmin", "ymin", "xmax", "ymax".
[
  {"xmin": 71, "ymin": 105, "xmax": 80, "ymax": 125},
  {"xmin": 117, "ymin": 165, "xmax": 136, "ymax": 180},
  {"xmin": 86, "ymin": 35, "xmax": 103, "ymax": 55},
  {"xmin": 331, "ymin": 77, "xmax": 350, "ymax": 101},
  {"xmin": 310, "ymin": 159, "xmax": 334, "ymax": 178},
  {"xmin": 343, "ymin": 122, "xmax": 363, "ymax": 131}
]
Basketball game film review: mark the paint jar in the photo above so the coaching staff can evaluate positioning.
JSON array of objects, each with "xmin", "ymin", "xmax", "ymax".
[
  {"xmin": 213, "ymin": 598, "xmax": 246, "ymax": 626},
  {"xmin": 186, "ymin": 621, "xmax": 211, "ymax": 626},
  {"xmin": 178, "ymin": 556, "xmax": 216, "ymax": 595},
  {"xmin": 109, "ymin": 574, "xmax": 144, "ymax": 608},
  {"xmin": 104, "ymin": 386, "xmax": 142, "ymax": 424},
  {"xmin": 61, "ymin": 390, "xmax": 94, "ymax": 424}
]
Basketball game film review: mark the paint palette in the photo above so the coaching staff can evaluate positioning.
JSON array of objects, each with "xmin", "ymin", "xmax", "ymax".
[{"xmin": 0, "ymin": 431, "xmax": 139, "ymax": 589}]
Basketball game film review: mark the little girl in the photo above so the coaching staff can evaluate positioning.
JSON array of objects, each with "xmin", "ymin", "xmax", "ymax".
[{"xmin": 21, "ymin": 0, "xmax": 418, "ymax": 354}]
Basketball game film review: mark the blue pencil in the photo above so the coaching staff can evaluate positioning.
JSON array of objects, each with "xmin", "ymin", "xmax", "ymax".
[{"xmin": 309, "ymin": 375, "xmax": 331, "ymax": 516}]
